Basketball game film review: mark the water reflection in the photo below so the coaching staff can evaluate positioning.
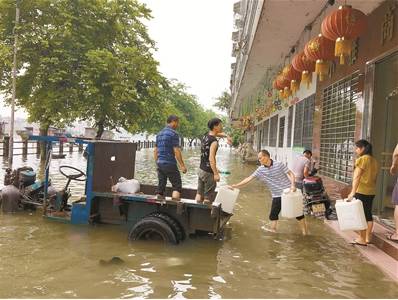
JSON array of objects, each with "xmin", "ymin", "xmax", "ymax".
[{"xmin": 0, "ymin": 148, "xmax": 397, "ymax": 298}]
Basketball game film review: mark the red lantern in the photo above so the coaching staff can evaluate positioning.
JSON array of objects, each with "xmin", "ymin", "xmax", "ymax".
[
  {"xmin": 274, "ymin": 75, "xmax": 290, "ymax": 99},
  {"xmin": 282, "ymin": 64, "xmax": 301, "ymax": 95},
  {"xmin": 292, "ymin": 51, "xmax": 315, "ymax": 88},
  {"xmin": 321, "ymin": 5, "xmax": 367, "ymax": 65},
  {"xmin": 304, "ymin": 34, "xmax": 335, "ymax": 81}
]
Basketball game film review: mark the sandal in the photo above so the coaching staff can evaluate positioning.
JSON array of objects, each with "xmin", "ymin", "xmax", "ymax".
[
  {"xmin": 386, "ymin": 233, "xmax": 398, "ymax": 243},
  {"xmin": 349, "ymin": 239, "xmax": 367, "ymax": 246}
]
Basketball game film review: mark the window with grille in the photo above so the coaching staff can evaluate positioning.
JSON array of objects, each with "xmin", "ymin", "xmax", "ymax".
[
  {"xmin": 319, "ymin": 72, "xmax": 359, "ymax": 183},
  {"xmin": 302, "ymin": 95, "xmax": 315, "ymax": 150},
  {"xmin": 293, "ymin": 94, "xmax": 315, "ymax": 149},
  {"xmin": 269, "ymin": 115, "xmax": 278, "ymax": 147},
  {"xmin": 263, "ymin": 119, "xmax": 269, "ymax": 146},
  {"xmin": 278, "ymin": 116, "xmax": 285, "ymax": 147},
  {"xmin": 287, "ymin": 106, "xmax": 293, "ymax": 147},
  {"xmin": 257, "ymin": 126, "xmax": 262, "ymax": 151}
]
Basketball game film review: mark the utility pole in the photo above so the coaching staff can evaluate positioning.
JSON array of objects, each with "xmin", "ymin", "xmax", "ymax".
[{"xmin": 8, "ymin": 1, "xmax": 20, "ymax": 168}]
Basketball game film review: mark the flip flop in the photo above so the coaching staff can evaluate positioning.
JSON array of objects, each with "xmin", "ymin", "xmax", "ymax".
[
  {"xmin": 349, "ymin": 240, "xmax": 367, "ymax": 246},
  {"xmin": 386, "ymin": 233, "xmax": 398, "ymax": 243}
]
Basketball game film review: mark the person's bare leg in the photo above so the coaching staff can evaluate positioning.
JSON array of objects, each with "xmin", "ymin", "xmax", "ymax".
[
  {"xmin": 365, "ymin": 221, "xmax": 373, "ymax": 243},
  {"xmin": 172, "ymin": 190, "xmax": 180, "ymax": 200},
  {"xmin": 298, "ymin": 218, "xmax": 308, "ymax": 235},
  {"xmin": 195, "ymin": 193, "xmax": 203, "ymax": 202},
  {"xmin": 355, "ymin": 229, "xmax": 367, "ymax": 244},
  {"xmin": 392, "ymin": 205, "xmax": 398, "ymax": 239},
  {"xmin": 270, "ymin": 220, "xmax": 277, "ymax": 232},
  {"xmin": 203, "ymin": 198, "xmax": 212, "ymax": 205}
]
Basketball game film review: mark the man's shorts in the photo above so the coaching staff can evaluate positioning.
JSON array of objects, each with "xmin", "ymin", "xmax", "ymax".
[
  {"xmin": 197, "ymin": 169, "xmax": 216, "ymax": 201},
  {"xmin": 156, "ymin": 163, "xmax": 182, "ymax": 194}
]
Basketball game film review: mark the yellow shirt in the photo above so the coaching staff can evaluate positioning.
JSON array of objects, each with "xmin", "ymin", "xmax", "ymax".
[{"xmin": 355, "ymin": 154, "xmax": 379, "ymax": 195}]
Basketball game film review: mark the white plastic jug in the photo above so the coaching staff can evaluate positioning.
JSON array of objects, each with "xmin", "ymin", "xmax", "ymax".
[
  {"xmin": 335, "ymin": 199, "xmax": 367, "ymax": 231},
  {"xmin": 281, "ymin": 188, "xmax": 304, "ymax": 218},
  {"xmin": 213, "ymin": 186, "xmax": 240, "ymax": 214},
  {"xmin": 113, "ymin": 177, "xmax": 140, "ymax": 194}
]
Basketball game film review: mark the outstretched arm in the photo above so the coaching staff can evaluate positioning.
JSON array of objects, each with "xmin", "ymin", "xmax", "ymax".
[
  {"xmin": 230, "ymin": 176, "xmax": 255, "ymax": 189},
  {"xmin": 216, "ymin": 132, "xmax": 232, "ymax": 145}
]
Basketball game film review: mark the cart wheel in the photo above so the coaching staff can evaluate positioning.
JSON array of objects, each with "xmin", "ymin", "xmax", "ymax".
[
  {"xmin": 128, "ymin": 216, "xmax": 177, "ymax": 244},
  {"xmin": 149, "ymin": 212, "xmax": 185, "ymax": 242}
]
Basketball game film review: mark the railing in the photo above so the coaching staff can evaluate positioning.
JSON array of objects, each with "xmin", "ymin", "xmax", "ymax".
[
  {"xmin": 0, "ymin": 137, "xmax": 202, "ymax": 157},
  {"xmin": 0, "ymin": 136, "xmax": 85, "ymax": 157}
]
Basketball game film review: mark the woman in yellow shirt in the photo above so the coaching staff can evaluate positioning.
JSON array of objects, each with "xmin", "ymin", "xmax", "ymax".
[{"xmin": 348, "ymin": 139, "xmax": 379, "ymax": 246}]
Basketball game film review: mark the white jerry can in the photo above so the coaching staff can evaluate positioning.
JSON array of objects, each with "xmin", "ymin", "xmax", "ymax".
[
  {"xmin": 335, "ymin": 199, "xmax": 367, "ymax": 231},
  {"xmin": 213, "ymin": 186, "xmax": 240, "ymax": 214},
  {"xmin": 281, "ymin": 188, "xmax": 304, "ymax": 218}
]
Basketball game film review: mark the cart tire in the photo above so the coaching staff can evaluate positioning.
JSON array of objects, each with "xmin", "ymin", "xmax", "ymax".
[
  {"xmin": 149, "ymin": 212, "xmax": 185, "ymax": 242},
  {"xmin": 128, "ymin": 216, "xmax": 177, "ymax": 244}
]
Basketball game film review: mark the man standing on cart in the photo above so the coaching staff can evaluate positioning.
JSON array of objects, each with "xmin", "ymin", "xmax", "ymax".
[
  {"xmin": 154, "ymin": 115, "xmax": 187, "ymax": 200},
  {"xmin": 195, "ymin": 118, "xmax": 229, "ymax": 204}
]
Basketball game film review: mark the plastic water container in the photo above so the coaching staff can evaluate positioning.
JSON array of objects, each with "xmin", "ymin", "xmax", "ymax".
[
  {"xmin": 113, "ymin": 177, "xmax": 140, "ymax": 194},
  {"xmin": 335, "ymin": 199, "xmax": 367, "ymax": 231},
  {"xmin": 213, "ymin": 186, "xmax": 240, "ymax": 214},
  {"xmin": 281, "ymin": 188, "xmax": 304, "ymax": 218}
]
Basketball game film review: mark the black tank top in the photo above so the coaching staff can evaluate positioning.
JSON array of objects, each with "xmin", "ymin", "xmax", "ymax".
[{"xmin": 200, "ymin": 134, "xmax": 218, "ymax": 173}]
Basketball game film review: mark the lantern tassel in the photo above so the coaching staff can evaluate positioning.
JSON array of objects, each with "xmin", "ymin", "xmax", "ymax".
[
  {"xmin": 290, "ymin": 80, "xmax": 300, "ymax": 94},
  {"xmin": 283, "ymin": 87, "xmax": 291, "ymax": 99},
  {"xmin": 335, "ymin": 37, "xmax": 352, "ymax": 65},
  {"xmin": 279, "ymin": 89, "xmax": 284, "ymax": 99},
  {"xmin": 315, "ymin": 60, "xmax": 330, "ymax": 81},
  {"xmin": 301, "ymin": 71, "xmax": 312, "ymax": 89}
]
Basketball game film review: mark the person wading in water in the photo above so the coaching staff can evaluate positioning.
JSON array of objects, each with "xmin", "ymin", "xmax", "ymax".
[{"xmin": 229, "ymin": 150, "xmax": 308, "ymax": 235}]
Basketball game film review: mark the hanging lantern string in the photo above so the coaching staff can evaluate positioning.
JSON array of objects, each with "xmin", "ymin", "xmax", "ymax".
[{"xmin": 289, "ymin": 0, "xmax": 334, "ymax": 58}]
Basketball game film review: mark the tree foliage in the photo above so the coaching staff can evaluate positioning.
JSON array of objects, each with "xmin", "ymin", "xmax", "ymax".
[
  {"xmin": 220, "ymin": 115, "xmax": 243, "ymax": 147},
  {"xmin": 137, "ymin": 80, "xmax": 217, "ymax": 144},
  {"xmin": 214, "ymin": 90, "xmax": 231, "ymax": 112},
  {"xmin": 0, "ymin": 0, "xmax": 165, "ymax": 137},
  {"xmin": 0, "ymin": 0, "xmax": 220, "ymax": 141}
]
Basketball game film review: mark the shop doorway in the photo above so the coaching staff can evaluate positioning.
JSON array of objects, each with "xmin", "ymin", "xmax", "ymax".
[{"xmin": 371, "ymin": 51, "xmax": 398, "ymax": 228}]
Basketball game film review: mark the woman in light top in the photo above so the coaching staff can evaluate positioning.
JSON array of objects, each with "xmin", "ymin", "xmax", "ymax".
[{"xmin": 348, "ymin": 140, "xmax": 379, "ymax": 246}]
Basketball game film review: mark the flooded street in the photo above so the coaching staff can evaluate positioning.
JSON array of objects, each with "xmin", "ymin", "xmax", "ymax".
[{"xmin": 0, "ymin": 148, "xmax": 397, "ymax": 298}]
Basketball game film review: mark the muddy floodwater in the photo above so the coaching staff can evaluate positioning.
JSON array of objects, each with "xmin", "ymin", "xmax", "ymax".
[{"xmin": 0, "ymin": 148, "xmax": 397, "ymax": 298}]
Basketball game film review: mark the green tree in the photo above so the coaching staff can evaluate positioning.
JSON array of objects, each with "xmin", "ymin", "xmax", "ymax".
[
  {"xmin": 0, "ymin": 0, "xmax": 165, "ymax": 138},
  {"xmin": 137, "ymin": 80, "xmax": 216, "ymax": 146},
  {"xmin": 214, "ymin": 90, "xmax": 231, "ymax": 112}
]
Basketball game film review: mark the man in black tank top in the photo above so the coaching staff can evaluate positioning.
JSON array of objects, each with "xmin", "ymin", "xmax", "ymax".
[{"xmin": 195, "ymin": 118, "xmax": 224, "ymax": 204}]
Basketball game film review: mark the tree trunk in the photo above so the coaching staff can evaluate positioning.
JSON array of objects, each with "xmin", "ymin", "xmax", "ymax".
[
  {"xmin": 39, "ymin": 126, "xmax": 49, "ymax": 162},
  {"xmin": 188, "ymin": 138, "xmax": 194, "ymax": 147},
  {"xmin": 180, "ymin": 136, "xmax": 184, "ymax": 149},
  {"xmin": 96, "ymin": 122, "xmax": 104, "ymax": 139}
]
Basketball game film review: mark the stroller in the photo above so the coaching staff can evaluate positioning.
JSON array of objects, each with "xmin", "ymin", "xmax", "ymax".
[{"xmin": 302, "ymin": 164, "xmax": 336, "ymax": 220}]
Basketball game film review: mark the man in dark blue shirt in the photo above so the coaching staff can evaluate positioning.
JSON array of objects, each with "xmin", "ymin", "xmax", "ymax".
[{"xmin": 154, "ymin": 115, "xmax": 187, "ymax": 200}]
